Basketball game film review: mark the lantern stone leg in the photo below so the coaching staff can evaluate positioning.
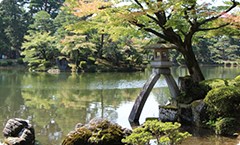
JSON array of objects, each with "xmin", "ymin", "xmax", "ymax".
[{"xmin": 128, "ymin": 72, "xmax": 160, "ymax": 122}]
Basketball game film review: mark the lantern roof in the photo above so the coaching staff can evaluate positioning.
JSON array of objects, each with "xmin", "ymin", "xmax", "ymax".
[{"xmin": 144, "ymin": 40, "xmax": 178, "ymax": 50}]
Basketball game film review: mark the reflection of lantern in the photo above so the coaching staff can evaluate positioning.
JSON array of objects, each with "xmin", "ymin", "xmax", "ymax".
[
  {"xmin": 144, "ymin": 40, "xmax": 177, "ymax": 68},
  {"xmin": 129, "ymin": 40, "xmax": 179, "ymax": 124}
]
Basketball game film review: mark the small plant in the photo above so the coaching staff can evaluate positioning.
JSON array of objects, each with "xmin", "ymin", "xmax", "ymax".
[
  {"xmin": 122, "ymin": 120, "xmax": 191, "ymax": 145},
  {"xmin": 17, "ymin": 58, "xmax": 24, "ymax": 64},
  {"xmin": 1, "ymin": 61, "xmax": 8, "ymax": 67}
]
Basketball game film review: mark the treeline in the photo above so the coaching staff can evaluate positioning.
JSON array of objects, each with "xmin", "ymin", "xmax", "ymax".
[{"xmin": 0, "ymin": 0, "xmax": 239, "ymax": 68}]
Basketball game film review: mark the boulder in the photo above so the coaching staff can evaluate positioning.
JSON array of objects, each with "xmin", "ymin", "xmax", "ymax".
[
  {"xmin": 62, "ymin": 118, "xmax": 132, "ymax": 145},
  {"xmin": 2, "ymin": 118, "xmax": 35, "ymax": 145}
]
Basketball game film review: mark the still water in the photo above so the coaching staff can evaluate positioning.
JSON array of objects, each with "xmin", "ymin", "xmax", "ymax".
[{"xmin": 0, "ymin": 66, "xmax": 240, "ymax": 145}]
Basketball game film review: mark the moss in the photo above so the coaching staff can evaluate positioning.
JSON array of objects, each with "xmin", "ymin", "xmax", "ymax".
[
  {"xmin": 190, "ymin": 100, "xmax": 202, "ymax": 108},
  {"xmin": 62, "ymin": 127, "xmax": 92, "ymax": 145},
  {"xmin": 235, "ymin": 75, "xmax": 240, "ymax": 83},
  {"xmin": 159, "ymin": 105, "xmax": 178, "ymax": 110},
  {"xmin": 203, "ymin": 86, "xmax": 240, "ymax": 120},
  {"xmin": 215, "ymin": 117, "xmax": 240, "ymax": 135},
  {"xmin": 145, "ymin": 117, "xmax": 158, "ymax": 121}
]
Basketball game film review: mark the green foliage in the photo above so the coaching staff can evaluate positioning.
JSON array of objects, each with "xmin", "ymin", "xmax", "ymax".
[
  {"xmin": 87, "ymin": 57, "xmax": 96, "ymax": 65},
  {"xmin": 1, "ymin": 61, "xmax": 8, "ymax": 67},
  {"xmin": 62, "ymin": 127, "xmax": 92, "ymax": 145},
  {"xmin": 142, "ymin": 61, "xmax": 149, "ymax": 65},
  {"xmin": 21, "ymin": 32, "xmax": 58, "ymax": 62},
  {"xmin": 203, "ymin": 86, "xmax": 240, "ymax": 120},
  {"xmin": 235, "ymin": 75, "xmax": 240, "ymax": 82},
  {"xmin": 215, "ymin": 117, "xmax": 240, "ymax": 135},
  {"xmin": 122, "ymin": 120, "xmax": 191, "ymax": 145},
  {"xmin": 80, "ymin": 61, "xmax": 87, "ymax": 69},
  {"xmin": 43, "ymin": 61, "xmax": 51, "ymax": 68},
  {"xmin": 199, "ymin": 78, "xmax": 238, "ymax": 92},
  {"xmin": 28, "ymin": 61, "xmax": 39, "ymax": 67},
  {"xmin": 6, "ymin": 60, "xmax": 13, "ymax": 65},
  {"xmin": 17, "ymin": 58, "xmax": 24, "ymax": 64},
  {"xmin": 89, "ymin": 65, "xmax": 97, "ymax": 72}
]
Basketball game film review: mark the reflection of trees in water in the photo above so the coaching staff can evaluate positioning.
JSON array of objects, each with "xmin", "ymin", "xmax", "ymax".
[{"xmin": 152, "ymin": 87, "xmax": 171, "ymax": 106}]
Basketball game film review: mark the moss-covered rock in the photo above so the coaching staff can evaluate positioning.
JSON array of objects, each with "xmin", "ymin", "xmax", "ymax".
[
  {"xmin": 215, "ymin": 117, "xmax": 240, "ymax": 135},
  {"xmin": 199, "ymin": 78, "xmax": 238, "ymax": 92},
  {"xmin": 203, "ymin": 86, "xmax": 240, "ymax": 120},
  {"xmin": 176, "ymin": 76, "xmax": 206, "ymax": 104},
  {"xmin": 62, "ymin": 118, "xmax": 132, "ymax": 145}
]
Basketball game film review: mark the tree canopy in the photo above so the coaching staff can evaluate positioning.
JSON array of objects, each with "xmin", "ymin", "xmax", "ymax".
[{"xmin": 64, "ymin": 0, "xmax": 239, "ymax": 82}]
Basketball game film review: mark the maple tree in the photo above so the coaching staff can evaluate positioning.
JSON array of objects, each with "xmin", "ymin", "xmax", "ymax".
[{"xmin": 64, "ymin": 0, "xmax": 239, "ymax": 82}]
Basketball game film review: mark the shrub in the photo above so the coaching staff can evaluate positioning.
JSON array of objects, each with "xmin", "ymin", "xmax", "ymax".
[
  {"xmin": 17, "ymin": 58, "xmax": 24, "ymax": 64},
  {"xmin": 1, "ymin": 61, "xmax": 8, "ymax": 67},
  {"xmin": 87, "ymin": 57, "xmax": 96, "ymax": 65},
  {"xmin": 6, "ymin": 60, "xmax": 13, "ymax": 65},
  {"xmin": 215, "ymin": 117, "xmax": 239, "ymax": 135},
  {"xmin": 122, "ymin": 120, "xmax": 191, "ymax": 145},
  {"xmin": 203, "ymin": 86, "xmax": 240, "ymax": 120},
  {"xmin": 80, "ymin": 61, "xmax": 87, "ymax": 69},
  {"xmin": 28, "ymin": 61, "xmax": 39, "ymax": 67},
  {"xmin": 43, "ymin": 61, "xmax": 51, "ymax": 68},
  {"xmin": 89, "ymin": 65, "xmax": 97, "ymax": 72}
]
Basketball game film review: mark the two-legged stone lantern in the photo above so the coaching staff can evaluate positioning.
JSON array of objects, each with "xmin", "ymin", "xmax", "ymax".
[{"xmin": 128, "ymin": 40, "xmax": 180, "ymax": 123}]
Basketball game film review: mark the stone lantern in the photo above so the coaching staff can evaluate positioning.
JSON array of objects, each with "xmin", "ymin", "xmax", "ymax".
[
  {"xmin": 128, "ymin": 40, "xmax": 180, "ymax": 123},
  {"xmin": 145, "ymin": 40, "xmax": 177, "ymax": 68}
]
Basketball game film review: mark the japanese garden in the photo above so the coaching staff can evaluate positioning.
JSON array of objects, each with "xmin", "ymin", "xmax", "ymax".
[{"xmin": 0, "ymin": 0, "xmax": 240, "ymax": 144}]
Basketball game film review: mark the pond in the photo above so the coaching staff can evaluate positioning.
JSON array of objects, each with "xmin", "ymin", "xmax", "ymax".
[{"xmin": 0, "ymin": 66, "xmax": 240, "ymax": 145}]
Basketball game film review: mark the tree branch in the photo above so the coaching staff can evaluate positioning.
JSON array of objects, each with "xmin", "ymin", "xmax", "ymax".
[
  {"xmin": 198, "ymin": 1, "xmax": 237, "ymax": 26},
  {"xmin": 134, "ymin": 0, "xmax": 144, "ymax": 9},
  {"xmin": 197, "ymin": 23, "xmax": 229, "ymax": 31}
]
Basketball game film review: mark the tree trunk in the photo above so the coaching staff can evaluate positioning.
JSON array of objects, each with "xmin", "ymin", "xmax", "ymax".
[{"xmin": 181, "ymin": 43, "xmax": 205, "ymax": 83}]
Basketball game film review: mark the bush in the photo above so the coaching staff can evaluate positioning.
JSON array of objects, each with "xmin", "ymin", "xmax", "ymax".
[
  {"xmin": 43, "ymin": 61, "xmax": 51, "ymax": 68},
  {"xmin": 122, "ymin": 120, "xmax": 191, "ymax": 145},
  {"xmin": 87, "ymin": 57, "xmax": 96, "ymax": 65},
  {"xmin": 203, "ymin": 86, "xmax": 240, "ymax": 120},
  {"xmin": 1, "ymin": 61, "xmax": 8, "ymax": 67},
  {"xmin": 215, "ymin": 117, "xmax": 239, "ymax": 135},
  {"xmin": 6, "ymin": 60, "xmax": 13, "ymax": 65},
  {"xmin": 89, "ymin": 65, "xmax": 97, "ymax": 72},
  {"xmin": 80, "ymin": 61, "xmax": 87, "ymax": 69},
  {"xmin": 28, "ymin": 61, "xmax": 39, "ymax": 67},
  {"xmin": 17, "ymin": 58, "xmax": 24, "ymax": 64}
]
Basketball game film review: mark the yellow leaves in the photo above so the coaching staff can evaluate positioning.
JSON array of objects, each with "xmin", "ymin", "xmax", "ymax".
[{"xmin": 65, "ymin": 0, "xmax": 113, "ymax": 17}]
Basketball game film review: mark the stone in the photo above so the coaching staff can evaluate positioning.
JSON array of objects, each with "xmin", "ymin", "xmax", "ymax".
[
  {"xmin": 2, "ymin": 118, "xmax": 35, "ymax": 145},
  {"xmin": 191, "ymin": 100, "xmax": 207, "ymax": 127},
  {"xmin": 62, "ymin": 118, "xmax": 132, "ymax": 145},
  {"xmin": 158, "ymin": 105, "xmax": 178, "ymax": 122}
]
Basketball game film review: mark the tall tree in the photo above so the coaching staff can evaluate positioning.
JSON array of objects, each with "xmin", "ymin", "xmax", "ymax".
[
  {"xmin": 64, "ymin": 0, "xmax": 239, "ymax": 82},
  {"xmin": 28, "ymin": 0, "xmax": 65, "ymax": 18},
  {"xmin": 0, "ymin": 0, "xmax": 31, "ymax": 58}
]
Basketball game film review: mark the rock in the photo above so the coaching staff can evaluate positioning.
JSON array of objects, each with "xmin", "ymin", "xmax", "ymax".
[
  {"xmin": 178, "ymin": 104, "xmax": 192, "ymax": 124},
  {"xmin": 215, "ymin": 117, "xmax": 240, "ymax": 135},
  {"xmin": 62, "ymin": 118, "xmax": 132, "ymax": 145},
  {"xmin": 158, "ymin": 105, "xmax": 178, "ymax": 122},
  {"xmin": 191, "ymin": 100, "xmax": 208, "ymax": 127},
  {"xmin": 2, "ymin": 118, "xmax": 35, "ymax": 145}
]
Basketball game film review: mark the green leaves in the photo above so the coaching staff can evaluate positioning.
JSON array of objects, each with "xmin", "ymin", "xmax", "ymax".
[{"xmin": 122, "ymin": 120, "xmax": 191, "ymax": 145}]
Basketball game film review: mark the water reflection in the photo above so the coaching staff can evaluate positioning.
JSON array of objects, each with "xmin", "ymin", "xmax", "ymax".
[{"xmin": 0, "ymin": 66, "xmax": 239, "ymax": 145}]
